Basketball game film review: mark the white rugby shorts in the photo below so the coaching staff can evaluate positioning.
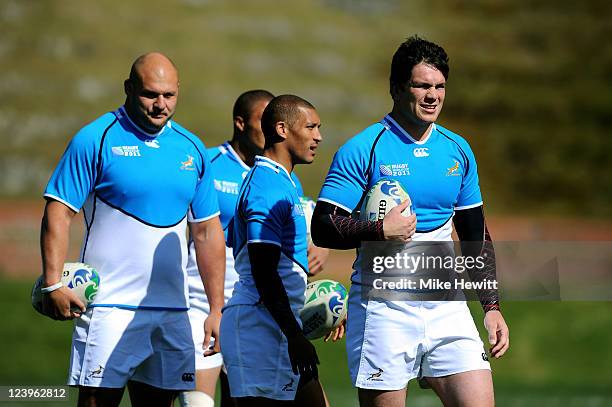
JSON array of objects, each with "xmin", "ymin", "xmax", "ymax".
[
  {"xmin": 186, "ymin": 305, "xmax": 223, "ymax": 370},
  {"xmin": 186, "ymin": 247, "xmax": 237, "ymax": 370},
  {"xmin": 68, "ymin": 307, "xmax": 195, "ymax": 390},
  {"xmin": 346, "ymin": 285, "xmax": 490, "ymax": 390}
]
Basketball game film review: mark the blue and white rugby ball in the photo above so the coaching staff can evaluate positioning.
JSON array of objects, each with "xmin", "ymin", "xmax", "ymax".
[
  {"xmin": 300, "ymin": 279, "xmax": 348, "ymax": 340},
  {"xmin": 359, "ymin": 178, "xmax": 412, "ymax": 221},
  {"xmin": 32, "ymin": 262, "xmax": 100, "ymax": 315}
]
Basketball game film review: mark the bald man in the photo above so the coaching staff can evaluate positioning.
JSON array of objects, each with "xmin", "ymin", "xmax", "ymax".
[{"xmin": 40, "ymin": 52, "xmax": 225, "ymax": 406}]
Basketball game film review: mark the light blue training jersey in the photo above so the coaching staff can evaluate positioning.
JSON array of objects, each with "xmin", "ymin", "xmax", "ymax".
[
  {"xmin": 206, "ymin": 142, "xmax": 303, "ymax": 238},
  {"xmin": 226, "ymin": 156, "xmax": 308, "ymax": 316},
  {"xmin": 185, "ymin": 142, "xmax": 303, "ymax": 311},
  {"xmin": 319, "ymin": 115, "xmax": 483, "ymax": 234},
  {"xmin": 44, "ymin": 106, "xmax": 220, "ymax": 310}
]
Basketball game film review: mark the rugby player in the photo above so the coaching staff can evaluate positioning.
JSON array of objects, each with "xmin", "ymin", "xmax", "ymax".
[
  {"xmin": 312, "ymin": 36, "xmax": 510, "ymax": 407},
  {"xmin": 40, "ymin": 52, "xmax": 225, "ymax": 406},
  {"xmin": 180, "ymin": 90, "xmax": 330, "ymax": 407},
  {"xmin": 220, "ymin": 95, "xmax": 331, "ymax": 406}
]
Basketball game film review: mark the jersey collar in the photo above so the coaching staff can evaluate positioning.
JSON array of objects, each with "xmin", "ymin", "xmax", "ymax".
[
  {"xmin": 381, "ymin": 114, "xmax": 436, "ymax": 145},
  {"xmin": 254, "ymin": 155, "xmax": 296, "ymax": 187},
  {"xmin": 117, "ymin": 106, "xmax": 170, "ymax": 139},
  {"xmin": 222, "ymin": 141, "xmax": 251, "ymax": 171}
]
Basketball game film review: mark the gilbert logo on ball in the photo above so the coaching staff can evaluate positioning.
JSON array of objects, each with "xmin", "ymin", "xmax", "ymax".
[
  {"xmin": 359, "ymin": 178, "xmax": 412, "ymax": 221},
  {"xmin": 31, "ymin": 262, "xmax": 100, "ymax": 315}
]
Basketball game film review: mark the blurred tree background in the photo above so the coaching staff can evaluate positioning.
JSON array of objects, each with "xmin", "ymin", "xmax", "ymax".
[{"xmin": 1, "ymin": 0, "xmax": 611, "ymax": 217}]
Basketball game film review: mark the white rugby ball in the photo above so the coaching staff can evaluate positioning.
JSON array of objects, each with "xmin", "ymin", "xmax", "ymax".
[
  {"xmin": 300, "ymin": 279, "xmax": 348, "ymax": 340},
  {"xmin": 359, "ymin": 178, "xmax": 412, "ymax": 221},
  {"xmin": 32, "ymin": 262, "xmax": 100, "ymax": 315},
  {"xmin": 299, "ymin": 196, "xmax": 316, "ymax": 245}
]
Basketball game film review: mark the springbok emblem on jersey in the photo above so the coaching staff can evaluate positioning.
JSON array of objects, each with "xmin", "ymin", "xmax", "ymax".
[
  {"xmin": 181, "ymin": 155, "xmax": 195, "ymax": 171},
  {"xmin": 447, "ymin": 160, "xmax": 461, "ymax": 176}
]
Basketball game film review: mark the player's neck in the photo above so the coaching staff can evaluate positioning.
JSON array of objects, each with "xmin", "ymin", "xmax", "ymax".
[
  {"xmin": 229, "ymin": 139, "xmax": 256, "ymax": 167},
  {"xmin": 389, "ymin": 111, "xmax": 433, "ymax": 142},
  {"xmin": 263, "ymin": 148, "xmax": 293, "ymax": 174},
  {"xmin": 123, "ymin": 104, "xmax": 163, "ymax": 135}
]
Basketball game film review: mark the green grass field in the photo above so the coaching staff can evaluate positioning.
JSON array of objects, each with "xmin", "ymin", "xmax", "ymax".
[{"xmin": 1, "ymin": 276, "xmax": 611, "ymax": 406}]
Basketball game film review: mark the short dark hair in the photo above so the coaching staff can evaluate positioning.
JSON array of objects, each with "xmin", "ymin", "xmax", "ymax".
[
  {"xmin": 232, "ymin": 89, "xmax": 275, "ymax": 121},
  {"xmin": 261, "ymin": 95, "xmax": 315, "ymax": 146},
  {"xmin": 390, "ymin": 35, "xmax": 449, "ymax": 90}
]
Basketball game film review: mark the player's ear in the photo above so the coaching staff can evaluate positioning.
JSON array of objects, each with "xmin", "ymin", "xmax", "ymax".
[
  {"xmin": 390, "ymin": 81, "xmax": 403, "ymax": 102},
  {"xmin": 124, "ymin": 79, "xmax": 132, "ymax": 96},
  {"xmin": 234, "ymin": 116, "xmax": 245, "ymax": 133},
  {"xmin": 275, "ymin": 121, "xmax": 288, "ymax": 140}
]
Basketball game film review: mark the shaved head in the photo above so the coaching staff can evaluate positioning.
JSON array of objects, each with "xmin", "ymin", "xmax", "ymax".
[
  {"xmin": 260, "ymin": 94, "xmax": 322, "ymax": 167},
  {"xmin": 124, "ymin": 52, "xmax": 180, "ymax": 134},
  {"xmin": 128, "ymin": 52, "xmax": 178, "ymax": 87},
  {"xmin": 261, "ymin": 94, "xmax": 315, "ymax": 144}
]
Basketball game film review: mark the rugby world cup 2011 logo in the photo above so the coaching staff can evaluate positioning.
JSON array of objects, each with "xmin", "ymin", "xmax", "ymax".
[
  {"xmin": 379, "ymin": 163, "xmax": 410, "ymax": 177},
  {"xmin": 67, "ymin": 267, "xmax": 100, "ymax": 302},
  {"xmin": 379, "ymin": 180, "xmax": 404, "ymax": 205},
  {"xmin": 379, "ymin": 165, "xmax": 393, "ymax": 176}
]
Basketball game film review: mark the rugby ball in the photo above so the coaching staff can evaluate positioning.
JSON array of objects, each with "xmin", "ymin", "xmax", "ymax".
[
  {"xmin": 31, "ymin": 262, "xmax": 100, "ymax": 315},
  {"xmin": 300, "ymin": 279, "xmax": 348, "ymax": 340},
  {"xmin": 359, "ymin": 178, "xmax": 412, "ymax": 221},
  {"xmin": 299, "ymin": 196, "xmax": 316, "ymax": 245}
]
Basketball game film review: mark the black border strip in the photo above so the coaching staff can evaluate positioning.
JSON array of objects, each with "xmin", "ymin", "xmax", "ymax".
[
  {"xmin": 353, "ymin": 127, "xmax": 387, "ymax": 214},
  {"xmin": 210, "ymin": 148, "xmax": 224, "ymax": 163},
  {"xmin": 97, "ymin": 195, "xmax": 187, "ymax": 228},
  {"xmin": 95, "ymin": 118, "xmax": 118, "ymax": 184},
  {"xmin": 80, "ymin": 195, "xmax": 97, "ymax": 262},
  {"xmin": 83, "ymin": 117, "xmax": 118, "ymax": 260}
]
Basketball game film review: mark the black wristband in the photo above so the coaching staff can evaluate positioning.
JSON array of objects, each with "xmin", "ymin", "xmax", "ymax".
[{"xmin": 483, "ymin": 302, "xmax": 501, "ymax": 313}]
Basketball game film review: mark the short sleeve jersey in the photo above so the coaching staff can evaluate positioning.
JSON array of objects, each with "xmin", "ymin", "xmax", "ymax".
[
  {"xmin": 44, "ymin": 106, "xmax": 219, "ymax": 310},
  {"xmin": 226, "ymin": 156, "xmax": 308, "ymax": 316},
  {"xmin": 319, "ymin": 115, "xmax": 482, "ymax": 235},
  {"xmin": 203, "ymin": 142, "xmax": 303, "ymax": 237},
  {"xmin": 185, "ymin": 143, "xmax": 304, "ymax": 310}
]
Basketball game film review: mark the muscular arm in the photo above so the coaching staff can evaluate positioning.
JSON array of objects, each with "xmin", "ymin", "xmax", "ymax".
[
  {"xmin": 190, "ymin": 216, "xmax": 225, "ymax": 354},
  {"xmin": 191, "ymin": 216, "xmax": 226, "ymax": 312},
  {"xmin": 41, "ymin": 200, "xmax": 75, "ymax": 285},
  {"xmin": 311, "ymin": 201, "xmax": 384, "ymax": 249},
  {"xmin": 40, "ymin": 199, "xmax": 84, "ymax": 319},
  {"xmin": 453, "ymin": 206, "xmax": 500, "ymax": 312}
]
